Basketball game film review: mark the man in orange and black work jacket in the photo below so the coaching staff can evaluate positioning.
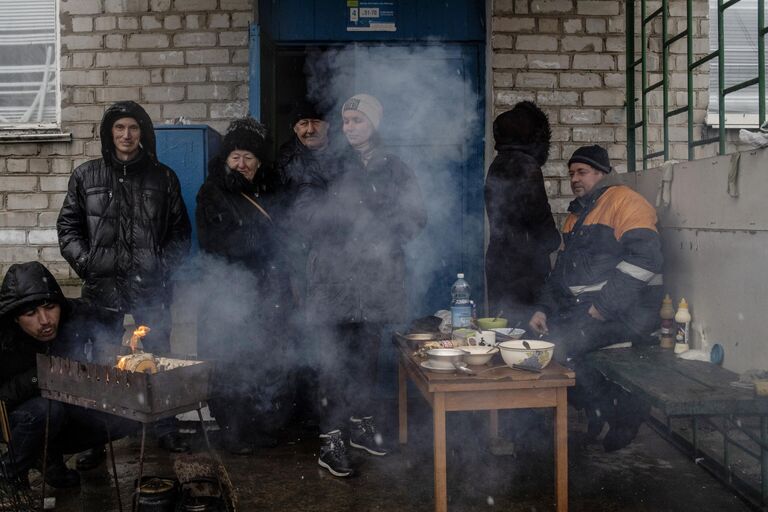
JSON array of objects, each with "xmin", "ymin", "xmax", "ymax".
[{"xmin": 528, "ymin": 144, "xmax": 663, "ymax": 452}]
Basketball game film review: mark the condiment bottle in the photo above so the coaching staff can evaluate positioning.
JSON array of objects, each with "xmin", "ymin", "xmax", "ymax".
[
  {"xmin": 659, "ymin": 294, "xmax": 675, "ymax": 349},
  {"xmin": 674, "ymin": 298, "xmax": 691, "ymax": 353}
]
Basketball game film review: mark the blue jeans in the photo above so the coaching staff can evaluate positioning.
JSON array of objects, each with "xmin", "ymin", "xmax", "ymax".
[{"xmin": 3, "ymin": 397, "xmax": 138, "ymax": 478}]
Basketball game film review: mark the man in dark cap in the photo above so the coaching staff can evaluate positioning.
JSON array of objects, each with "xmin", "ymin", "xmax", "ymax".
[
  {"xmin": 275, "ymin": 98, "xmax": 340, "ymax": 431},
  {"xmin": 0, "ymin": 262, "xmax": 136, "ymax": 489},
  {"xmin": 57, "ymin": 101, "xmax": 191, "ymax": 458},
  {"xmin": 528, "ymin": 144, "xmax": 664, "ymax": 452}
]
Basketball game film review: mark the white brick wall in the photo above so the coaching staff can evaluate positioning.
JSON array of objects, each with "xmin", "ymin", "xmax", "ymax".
[{"xmin": 0, "ymin": 0, "xmax": 253, "ymax": 280}]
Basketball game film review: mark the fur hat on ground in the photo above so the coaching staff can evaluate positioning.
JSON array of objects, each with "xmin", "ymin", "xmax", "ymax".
[
  {"xmin": 221, "ymin": 116, "xmax": 268, "ymax": 162},
  {"xmin": 341, "ymin": 94, "xmax": 383, "ymax": 130},
  {"xmin": 568, "ymin": 144, "xmax": 612, "ymax": 173}
]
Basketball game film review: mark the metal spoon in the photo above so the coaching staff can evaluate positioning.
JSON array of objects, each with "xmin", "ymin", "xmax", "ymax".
[{"xmin": 453, "ymin": 361, "xmax": 475, "ymax": 375}]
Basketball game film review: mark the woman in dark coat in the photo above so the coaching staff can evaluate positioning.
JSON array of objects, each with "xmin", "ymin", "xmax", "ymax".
[
  {"xmin": 196, "ymin": 117, "xmax": 293, "ymax": 454},
  {"xmin": 485, "ymin": 101, "xmax": 561, "ymax": 328}
]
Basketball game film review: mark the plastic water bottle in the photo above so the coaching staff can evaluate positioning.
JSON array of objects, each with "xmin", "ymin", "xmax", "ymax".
[{"xmin": 450, "ymin": 273, "xmax": 472, "ymax": 330}]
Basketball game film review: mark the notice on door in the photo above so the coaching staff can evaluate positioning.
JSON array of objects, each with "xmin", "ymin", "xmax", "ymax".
[{"xmin": 346, "ymin": 1, "xmax": 396, "ymax": 32}]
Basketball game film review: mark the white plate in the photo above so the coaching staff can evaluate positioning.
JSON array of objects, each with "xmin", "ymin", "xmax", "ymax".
[{"xmin": 420, "ymin": 360, "xmax": 456, "ymax": 374}]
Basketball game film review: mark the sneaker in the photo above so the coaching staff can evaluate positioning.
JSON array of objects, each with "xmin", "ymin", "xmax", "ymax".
[
  {"xmin": 349, "ymin": 416, "xmax": 387, "ymax": 456},
  {"xmin": 318, "ymin": 430, "xmax": 353, "ymax": 477}
]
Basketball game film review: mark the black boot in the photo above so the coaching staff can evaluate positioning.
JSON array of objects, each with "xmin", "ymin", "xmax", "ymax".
[
  {"xmin": 318, "ymin": 430, "xmax": 354, "ymax": 477},
  {"xmin": 43, "ymin": 459, "xmax": 80, "ymax": 488},
  {"xmin": 349, "ymin": 416, "xmax": 387, "ymax": 456},
  {"xmin": 76, "ymin": 446, "xmax": 107, "ymax": 471},
  {"xmin": 158, "ymin": 433, "xmax": 190, "ymax": 453},
  {"xmin": 602, "ymin": 390, "xmax": 649, "ymax": 452}
]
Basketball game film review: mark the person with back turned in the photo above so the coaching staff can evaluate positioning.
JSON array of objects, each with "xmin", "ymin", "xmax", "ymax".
[
  {"xmin": 56, "ymin": 101, "xmax": 192, "ymax": 465},
  {"xmin": 485, "ymin": 101, "xmax": 561, "ymax": 328},
  {"xmin": 0, "ymin": 262, "xmax": 137, "ymax": 490},
  {"xmin": 528, "ymin": 145, "xmax": 664, "ymax": 451}
]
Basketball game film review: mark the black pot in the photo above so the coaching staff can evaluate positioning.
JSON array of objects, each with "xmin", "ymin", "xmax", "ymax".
[
  {"xmin": 180, "ymin": 496, "xmax": 225, "ymax": 512},
  {"xmin": 133, "ymin": 476, "xmax": 179, "ymax": 512}
]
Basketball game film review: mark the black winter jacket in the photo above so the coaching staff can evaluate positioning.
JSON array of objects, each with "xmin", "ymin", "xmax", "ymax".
[
  {"xmin": 294, "ymin": 146, "xmax": 427, "ymax": 325},
  {"xmin": 485, "ymin": 105, "xmax": 561, "ymax": 314},
  {"xmin": 57, "ymin": 102, "xmax": 191, "ymax": 310},
  {"xmin": 537, "ymin": 183, "xmax": 664, "ymax": 337},
  {"xmin": 197, "ymin": 157, "xmax": 279, "ymax": 270},
  {"xmin": 0, "ymin": 262, "xmax": 122, "ymax": 411},
  {"xmin": 275, "ymin": 136, "xmax": 337, "ymax": 299}
]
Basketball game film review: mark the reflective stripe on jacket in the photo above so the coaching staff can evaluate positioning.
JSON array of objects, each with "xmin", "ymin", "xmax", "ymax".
[{"xmin": 539, "ymin": 184, "xmax": 664, "ymax": 337}]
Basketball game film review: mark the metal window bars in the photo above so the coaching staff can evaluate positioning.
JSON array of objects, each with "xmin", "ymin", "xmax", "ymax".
[
  {"xmin": 626, "ymin": 0, "xmax": 768, "ymax": 171},
  {"xmin": 0, "ymin": 0, "xmax": 58, "ymax": 127}
]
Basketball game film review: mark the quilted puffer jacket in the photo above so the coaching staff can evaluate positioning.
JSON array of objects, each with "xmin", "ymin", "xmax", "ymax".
[{"xmin": 57, "ymin": 101, "xmax": 191, "ymax": 310}]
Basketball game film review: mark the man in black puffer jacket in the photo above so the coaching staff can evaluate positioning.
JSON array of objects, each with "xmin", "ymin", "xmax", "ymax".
[
  {"xmin": 0, "ymin": 262, "xmax": 137, "ymax": 489},
  {"xmin": 56, "ymin": 101, "xmax": 191, "ymax": 453}
]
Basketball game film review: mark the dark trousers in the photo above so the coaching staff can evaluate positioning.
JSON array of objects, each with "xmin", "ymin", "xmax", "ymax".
[
  {"xmin": 316, "ymin": 322, "xmax": 381, "ymax": 433},
  {"xmin": 547, "ymin": 304, "xmax": 651, "ymax": 425},
  {"xmin": 4, "ymin": 397, "xmax": 137, "ymax": 479}
]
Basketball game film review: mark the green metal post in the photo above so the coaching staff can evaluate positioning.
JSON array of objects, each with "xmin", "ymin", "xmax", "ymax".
[
  {"xmin": 718, "ymin": 0, "xmax": 726, "ymax": 154},
  {"xmin": 642, "ymin": 0, "xmax": 648, "ymax": 169},
  {"xmin": 687, "ymin": 0, "xmax": 694, "ymax": 160},
  {"xmin": 627, "ymin": 0, "xmax": 636, "ymax": 171},
  {"xmin": 762, "ymin": 416, "xmax": 767, "ymax": 504},
  {"xmin": 662, "ymin": 0, "xmax": 669, "ymax": 160},
  {"xmin": 759, "ymin": 0, "xmax": 766, "ymax": 127}
]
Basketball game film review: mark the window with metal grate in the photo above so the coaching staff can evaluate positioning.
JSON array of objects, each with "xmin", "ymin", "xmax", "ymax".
[{"xmin": 0, "ymin": 0, "xmax": 59, "ymax": 129}]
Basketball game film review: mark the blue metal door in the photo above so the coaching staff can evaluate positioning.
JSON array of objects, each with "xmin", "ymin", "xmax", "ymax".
[
  {"xmin": 154, "ymin": 125, "xmax": 221, "ymax": 251},
  {"xmin": 254, "ymin": 0, "xmax": 485, "ymax": 315}
]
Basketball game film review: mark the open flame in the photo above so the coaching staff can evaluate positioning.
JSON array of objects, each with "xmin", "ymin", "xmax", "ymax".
[
  {"xmin": 116, "ymin": 325, "xmax": 158, "ymax": 373},
  {"xmin": 130, "ymin": 325, "xmax": 151, "ymax": 353}
]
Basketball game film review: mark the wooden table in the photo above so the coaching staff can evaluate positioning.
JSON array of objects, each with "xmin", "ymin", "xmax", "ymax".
[{"xmin": 397, "ymin": 340, "xmax": 575, "ymax": 512}]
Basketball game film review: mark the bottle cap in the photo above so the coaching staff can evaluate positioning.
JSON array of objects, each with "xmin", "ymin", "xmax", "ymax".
[
  {"xmin": 457, "ymin": 273, "xmax": 464, "ymax": 279},
  {"xmin": 662, "ymin": 294, "xmax": 672, "ymax": 305},
  {"xmin": 678, "ymin": 298, "xmax": 688, "ymax": 310}
]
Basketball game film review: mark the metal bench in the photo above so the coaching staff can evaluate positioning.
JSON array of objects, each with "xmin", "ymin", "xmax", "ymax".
[{"xmin": 585, "ymin": 345, "xmax": 768, "ymax": 510}]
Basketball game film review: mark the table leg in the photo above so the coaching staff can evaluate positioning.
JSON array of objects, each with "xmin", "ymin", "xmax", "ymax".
[
  {"xmin": 399, "ymin": 359, "xmax": 408, "ymax": 445},
  {"xmin": 433, "ymin": 392, "xmax": 448, "ymax": 512},
  {"xmin": 489, "ymin": 409, "xmax": 499, "ymax": 438},
  {"xmin": 554, "ymin": 387, "xmax": 568, "ymax": 512},
  {"xmin": 105, "ymin": 421, "xmax": 123, "ymax": 512},
  {"xmin": 134, "ymin": 423, "xmax": 147, "ymax": 512}
]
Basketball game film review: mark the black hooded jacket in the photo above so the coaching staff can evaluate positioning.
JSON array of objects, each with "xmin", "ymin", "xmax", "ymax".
[
  {"xmin": 484, "ymin": 102, "xmax": 561, "ymax": 315},
  {"xmin": 57, "ymin": 101, "xmax": 191, "ymax": 311},
  {"xmin": 196, "ymin": 155, "xmax": 281, "ymax": 274},
  {"xmin": 0, "ymin": 263, "xmax": 122, "ymax": 410}
]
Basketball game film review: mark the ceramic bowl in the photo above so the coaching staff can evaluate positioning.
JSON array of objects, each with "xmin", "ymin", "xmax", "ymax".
[
  {"xmin": 476, "ymin": 317, "xmax": 509, "ymax": 330},
  {"xmin": 460, "ymin": 346, "xmax": 498, "ymax": 365},
  {"xmin": 425, "ymin": 348, "xmax": 465, "ymax": 369},
  {"xmin": 497, "ymin": 340, "xmax": 555, "ymax": 370}
]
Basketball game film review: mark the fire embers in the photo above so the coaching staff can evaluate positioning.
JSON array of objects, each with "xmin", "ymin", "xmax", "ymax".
[{"xmin": 115, "ymin": 325, "xmax": 159, "ymax": 374}]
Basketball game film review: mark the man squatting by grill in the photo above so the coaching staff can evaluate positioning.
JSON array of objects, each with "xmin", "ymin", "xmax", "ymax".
[{"xmin": 0, "ymin": 262, "xmax": 138, "ymax": 490}]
